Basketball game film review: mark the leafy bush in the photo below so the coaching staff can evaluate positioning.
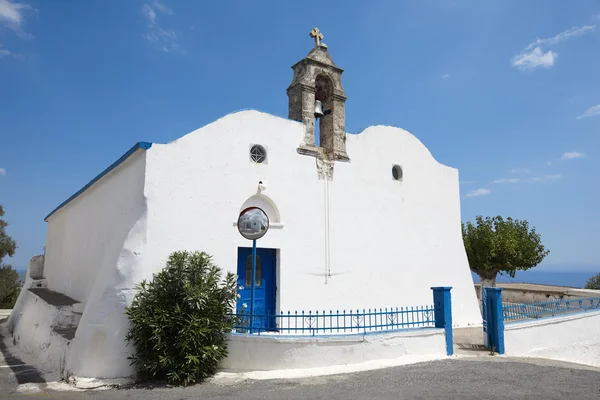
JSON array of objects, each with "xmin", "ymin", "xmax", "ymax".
[
  {"xmin": 0, "ymin": 265, "xmax": 20, "ymax": 308},
  {"xmin": 585, "ymin": 273, "xmax": 600, "ymax": 290},
  {"xmin": 125, "ymin": 251, "xmax": 237, "ymax": 386},
  {"xmin": 0, "ymin": 204, "xmax": 19, "ymax": 309}
]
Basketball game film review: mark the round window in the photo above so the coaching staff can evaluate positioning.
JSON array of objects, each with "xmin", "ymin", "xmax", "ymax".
[
  {"xmin": 392, "ymin": 165, "xmax": 403, "ymax": 181},
  {"xmin": 250, "ymin": 145, "xmax": 267, "ymax": 163}
]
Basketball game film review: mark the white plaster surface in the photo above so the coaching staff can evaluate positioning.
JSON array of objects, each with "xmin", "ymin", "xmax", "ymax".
[
  {"xmin": 504, "ymin": 311, "xmax": 600, "ymax": 367},
  {"xmin": 214, "ymin": 353, "xmax": 445, "ymax": 382},
  {"xmin": 7, "ymin": 257, "xmax": 46, "ymax": 334},
  {"xmin": 17, "ymin": 109, "xmax": 481, "ymax": 379},
  {"xmin": 43, "ymin": 149, "xmax": 147, "ymax": 303},
  {"xmin": 220, "ymin": 328, "xmax": 447, "ymax": 371},
  {"xmin": 143, "ymin": 110, "xmax": 480, "ymax": 328},
  {"xmin": 62, "ymin": 149, "xmax": 149, "ymax": 379},
  {"xmin": 8, "ymin": 290, "xmax": 72, "ymax": 372}
]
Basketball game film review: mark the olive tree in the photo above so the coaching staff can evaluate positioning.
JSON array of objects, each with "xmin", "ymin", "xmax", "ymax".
[{"xmin": 462, "ymin": 215, "xmax": 549, "ymax": 287}]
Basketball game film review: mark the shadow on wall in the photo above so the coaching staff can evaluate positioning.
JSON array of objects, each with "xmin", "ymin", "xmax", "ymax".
[{"xmin": 0, "ymin": 317, "xmax": 46, "ymax": 385}]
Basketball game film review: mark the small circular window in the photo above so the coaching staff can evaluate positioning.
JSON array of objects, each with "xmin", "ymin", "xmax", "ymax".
[
  {"xmin": 250, "ymin": 145, "xmax": 267, "ymax": 163},
  {"xmin": 392, "ymin": 165, "xmax": 403, "ymax": 181}
]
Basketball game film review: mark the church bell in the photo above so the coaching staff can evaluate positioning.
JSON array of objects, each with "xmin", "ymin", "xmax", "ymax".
[{"xmin": 314, "ymin": 100, "xmax": 325, "ymax": 118}]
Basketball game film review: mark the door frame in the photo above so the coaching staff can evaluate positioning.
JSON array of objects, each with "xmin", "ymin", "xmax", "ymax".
[{"xmin": 236, "ymin": 246, "xmax": 279, "ymax": 331}]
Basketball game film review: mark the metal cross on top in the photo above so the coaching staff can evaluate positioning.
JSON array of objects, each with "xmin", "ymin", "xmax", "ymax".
[{"xmin": 309, "ymin": 27, "xmax": 324, "ymax": 47}]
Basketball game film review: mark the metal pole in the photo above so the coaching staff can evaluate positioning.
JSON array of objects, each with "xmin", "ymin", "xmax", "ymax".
[{"xmin": 250, "ymin": 239, "xmax": 257, "ymax": 333}]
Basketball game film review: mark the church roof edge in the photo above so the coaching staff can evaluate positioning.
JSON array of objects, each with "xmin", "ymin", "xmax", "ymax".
[{"xmin": 44, "ymin": 141, "xmax": 153, "ymax": 222}]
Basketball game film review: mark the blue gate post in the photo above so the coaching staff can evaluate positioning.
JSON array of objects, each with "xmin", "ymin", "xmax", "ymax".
[
  {"xmin": 481, "ymin": 286, "xmax": 489, "ymax": 349},
  {"xmin": 431, "ymin": 287, "xmax": 453, "ymax": 356},
  {"xmin": 485, "ymin": 287, "xmax": 505, "ymax": 355}
]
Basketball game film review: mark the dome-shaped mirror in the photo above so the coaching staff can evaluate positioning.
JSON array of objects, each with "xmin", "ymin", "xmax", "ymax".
[{"xmin": 237, "ymin": 207, "xmax": 269, "ymax": 240}]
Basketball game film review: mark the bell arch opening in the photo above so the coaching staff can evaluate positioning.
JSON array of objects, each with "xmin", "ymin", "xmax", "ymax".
[
  {"xmin": 239, "ymin": 194, "xmax": 281, "ymax": 224},
  {"xmin": 314, "ymin": 73, "xmax": 334, "ymax": 151}
]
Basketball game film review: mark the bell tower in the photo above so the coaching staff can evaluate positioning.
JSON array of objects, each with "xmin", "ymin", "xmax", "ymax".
[{"xmin": 287, "ymin": 28, "xmax": 350, "ymax": 163}]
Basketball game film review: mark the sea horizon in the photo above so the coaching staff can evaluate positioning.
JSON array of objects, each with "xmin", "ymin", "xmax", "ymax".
[{"xmin": 470, "ymin": 269, "xmax": 599, "ymax": 289}]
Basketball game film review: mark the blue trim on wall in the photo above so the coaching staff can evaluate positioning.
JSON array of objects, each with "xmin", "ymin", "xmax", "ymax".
[{"xmin": 44, "ymin": 141, "xmax": 153, "ymax": 222}]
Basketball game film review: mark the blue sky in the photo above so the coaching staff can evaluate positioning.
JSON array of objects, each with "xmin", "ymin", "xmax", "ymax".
[{"xmin": 0, "ymin": 0, "xmax": 599, "ymax": 272}]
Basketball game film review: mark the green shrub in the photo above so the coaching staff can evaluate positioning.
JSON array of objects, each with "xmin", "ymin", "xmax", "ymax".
[
  {"xmin": 585, "ymin": 273, "xmax": 600, "ymax": 290},
  {"xmin": 0, "ymin": 265, "xmax": 20, "ymax": 309},
  {"xmin": 0, "ymin": 204, "xmax": 19, "ymax": 309},
  {"xmin": 125, "ymin": 251, "xmax": 237, "ymax": 386}
]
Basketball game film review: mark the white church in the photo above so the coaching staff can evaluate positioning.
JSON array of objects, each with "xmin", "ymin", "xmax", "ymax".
[{"xmin": 8, "ymin": 29, "xmax": 481, "ymax": 380}]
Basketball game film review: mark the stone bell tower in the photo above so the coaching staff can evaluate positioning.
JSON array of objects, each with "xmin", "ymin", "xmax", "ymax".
[{"xmin": 287, "ymin": 28, "xmax": 350, "ymax": 163}]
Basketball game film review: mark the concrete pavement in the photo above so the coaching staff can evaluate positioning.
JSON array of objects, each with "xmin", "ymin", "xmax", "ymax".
[
  {"xmin": 2, "ymin": 355, "xmax": 600, "ymax": 399},
  {"xmin": 3, "ymin": 313, "xmax": 600, "ymax": 399}
]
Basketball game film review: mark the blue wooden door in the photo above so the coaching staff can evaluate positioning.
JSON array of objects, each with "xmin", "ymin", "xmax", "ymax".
[{"xmin": 236, "ymin": 247, "xmax": 276, "ymax": 331}]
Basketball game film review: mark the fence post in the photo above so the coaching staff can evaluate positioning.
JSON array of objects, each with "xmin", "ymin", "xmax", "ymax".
[
  {"xmin": 485, "ymin": 287, "xmax": 505, "ymax": 354},
  {"xmin": 431, "ymin": 286, "xmax": 453, "ymax": 356}
]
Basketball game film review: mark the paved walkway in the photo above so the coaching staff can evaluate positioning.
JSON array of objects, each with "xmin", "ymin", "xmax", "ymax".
[
  {"xmin": 3, "ymin": 315, "xmax": 599, "ymax": 399},
  {"xmin": 453, "ymin": 326, "xmax": 489, "ymax": 355},
  {"xmin": 2, "ymin": 358, "xmax": 600, "ymax": 399}
]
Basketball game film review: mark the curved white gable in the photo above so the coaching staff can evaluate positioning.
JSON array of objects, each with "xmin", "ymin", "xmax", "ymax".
[{"xmin": 143, "ymin": 109, "xmax": 479, "ymax": 323}]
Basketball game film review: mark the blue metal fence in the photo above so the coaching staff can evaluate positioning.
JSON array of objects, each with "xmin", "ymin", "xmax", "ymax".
[
  {"xmin": 503, "ymin": 297, "xmax": 600, "ymax": 322},
  {"xmin": 231, "ymin": 306, "xmax": 436, "ymax": 336}
]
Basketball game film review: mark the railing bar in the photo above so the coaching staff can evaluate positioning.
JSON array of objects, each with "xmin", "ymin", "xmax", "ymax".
[{"xmin": 330, "ymin": 310, "xmax": 333, "ymax": 334}]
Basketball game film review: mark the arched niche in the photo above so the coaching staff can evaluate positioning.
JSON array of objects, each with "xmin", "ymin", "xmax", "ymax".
[
  {"xmin": 239, "ymin": 194, "xmax": 282, "ymax": 227},
  {"xmin": 314, "ymin": 73, "xmax": 335, "ymax": 150}
]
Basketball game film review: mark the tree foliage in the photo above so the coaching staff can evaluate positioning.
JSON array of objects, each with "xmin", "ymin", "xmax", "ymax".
[
  {"xmin": 462, "ymin": 216, "xmax": 549, "ymax": 286},
  {"xmin": 0, "ymin": 265, "xmax": 20, "ymax": 308},
  {"xmin": 125, "ymin": 251, "xmax": 238, "ymax": 386},
  {"xmin": 0, "ymin": 205, "xmax": 17, "ymax": 261},
  {"xmin": 584, "ymin": 273, "xmax": 600, "ymax": 290},
  {"xmin": 0, "ymin": 205, "xmax": 19, "ymax": 308}
]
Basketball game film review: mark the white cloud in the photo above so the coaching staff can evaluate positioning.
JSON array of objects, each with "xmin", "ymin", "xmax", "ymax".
[
  {"xmin": 142, "ymin": 1, "xmax": 183, "ymax": 54},
  {"xmin": 0, "ymin": 42, "xmax": 20, "ymax": 58},
  {"xmin": 525, "ymin": 25, "xmax": 596, "ymax": 50},
  {"xmin": 465, "ymin": 188, "xmax": 491, "ymax": 197},
  {"xmin": 0, "ymin": 45, "xmax": 10, "ymax": 57},
  {"xmin": 442, "ymin": 73, "xmax": 450, "ymax": 79},
  {"xmin": 561, "ymin": 151, "xmax": 585, "ymax": 160},
  {"xmin": 142, "ymin": 3, "xmax": 157, "ymax": 25},
  {"xmin": 532, "ymin": 174, "xmax": 564, "ymax": 182},
  {"xmin": 546, "ymin": 161, "xmax": 552, "ymax": 166},
  {"xmin": 509, "ymin": 168, "xmax": 531, "ymax": 174},
  {"xmin": 512, "ymin": 25, "xmax": 596, "ymax": 71},
  {"xmin": 512, "ymin": 47, "xmax": 556, "ymax": 70},
  {"xmin": 151, "ymin": 0, "xmax": 173, "ymax": 16},
  {"xmin": 492, "ymin": 178, "xmax": 520, "ymax": 184},
  {"xmin": 0, "ymin": 0, "xmax": 33, "ymax": 36},
  {"xmin": 0, "ymin": 167, "xmax": 6, "ymax": 176},
  {"xmin": 576, "ymin": 104, "xmax": 600, "ymax": 120},
  {"xmin": 0, "ymin": 0, "xmax": 28, "ymax": 25}
]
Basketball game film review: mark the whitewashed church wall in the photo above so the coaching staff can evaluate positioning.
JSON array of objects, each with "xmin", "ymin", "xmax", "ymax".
[
  {"xmin": 50, "ymin": 109, "xmax": 481, "ymax": 379},
  {"xmin": 143, "ymin": 110, "xmax": 481, "ymax": 327},
  {"xmin": 43, "ymin": 150, "xmax": 147, "ymax": 303},
  {"xmin": 504, "ymin": 311, "xmax": 600, "ymax": 367},
  {"xmin": 329, "ymin": 126, "xmax": 480, "ymax": 327}
]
